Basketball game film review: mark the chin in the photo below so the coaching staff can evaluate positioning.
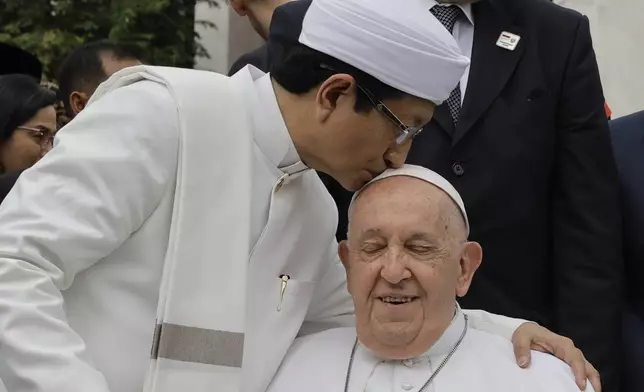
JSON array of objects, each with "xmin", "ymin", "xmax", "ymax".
[
  {"xmin": 332, "ymin": 176, "xmax": 364, "ymax": 192},
  {"xmin": 357, "ymin": 324, "xmax": 424, "ymax": 360}
]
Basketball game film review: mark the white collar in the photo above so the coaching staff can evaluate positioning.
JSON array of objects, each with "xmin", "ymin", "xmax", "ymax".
[
  {"xmin": 250, "ymin": 69, "xmax": 308, "ymax": 175},
  {"xmin": 432, "ymin": 1, "xmax": 475, "ymax": 25},
  {"xmin": 420, "ymin": 303, "xmax": 466, "ymax": 358}
]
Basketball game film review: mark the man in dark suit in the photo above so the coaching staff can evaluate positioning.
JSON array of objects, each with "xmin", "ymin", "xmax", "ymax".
[
  {"xmin": 231, "ymin": 1, "xmax": 622, "ymax": 389},
  {"xmin": 609, "ymin": 110, "xmax": 644, "ymax": 391}
]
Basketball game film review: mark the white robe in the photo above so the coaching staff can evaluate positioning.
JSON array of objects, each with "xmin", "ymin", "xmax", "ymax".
[
  {"xmin": 0, "ymin": 65, "xmax": 524, "ymax": 392},
  {"xmin": 268, "ymin": 308, "xmax": 594, "ymax": 392}
]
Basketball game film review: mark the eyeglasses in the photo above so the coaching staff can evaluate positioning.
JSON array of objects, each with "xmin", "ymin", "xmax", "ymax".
[
  {"xmin": 319, "ymin": 64, "xmax": 423, "ymax": 145},
  {"xmin": 15, "ymin": 126, "xmax": 55, "ymax": 151}
]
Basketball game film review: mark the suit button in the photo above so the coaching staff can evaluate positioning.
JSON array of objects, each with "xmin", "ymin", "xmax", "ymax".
[{"xmin": 452, "ymin": 162, "xmax": 465, "ymax": 176}]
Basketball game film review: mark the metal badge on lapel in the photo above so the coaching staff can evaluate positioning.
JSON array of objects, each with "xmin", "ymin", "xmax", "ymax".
[{"xmin": 496, "ymin": 31, "xmax": 521, "ymax": 51}]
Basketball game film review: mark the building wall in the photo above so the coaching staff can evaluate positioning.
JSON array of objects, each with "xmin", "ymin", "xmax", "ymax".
[
  {"xmin": 555, "ymin": 0, "xmax": 644, "ymax": 118},
  {"xmin": 194, "ymin": 2, "xmax": 263, "ymax": 75}
]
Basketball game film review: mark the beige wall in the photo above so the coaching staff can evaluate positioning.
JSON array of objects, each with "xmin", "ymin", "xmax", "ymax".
[
  {"xmin": 556, "ymin": 0, "xmax": 644, "ymax": 118},
  {"xmin": 194, "ymin": 3, "xmax": 264, "ymax": 75}
]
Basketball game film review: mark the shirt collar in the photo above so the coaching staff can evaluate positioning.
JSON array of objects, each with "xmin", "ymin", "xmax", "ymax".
[
  {"xmin": 432, "ymin": 1, "xmax": 475, "ymax": 25},
  {"xmin": 420, "ymin": 302, "xmax": 466, "ymax": 358},
  {"xmin": 252, "ymin": 71, "xmax": 307, "ymax": 174}
]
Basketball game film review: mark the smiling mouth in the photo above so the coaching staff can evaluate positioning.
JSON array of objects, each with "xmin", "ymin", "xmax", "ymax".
[{"xmin": 378, "ymin": 296, "xmax": 419, "ymax": 305}]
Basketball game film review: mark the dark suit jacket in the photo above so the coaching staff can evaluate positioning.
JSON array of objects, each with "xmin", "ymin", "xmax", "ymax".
[
  {"xmin": 231, "ymin": 0, "xmax": 623, "ymax": 389},
  {"xmin": 610, "ymin": 111, "xmax": 644, "ymax": 320}
]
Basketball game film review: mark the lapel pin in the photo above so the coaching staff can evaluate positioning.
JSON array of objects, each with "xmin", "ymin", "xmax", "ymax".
[{"xmin": 496, "ymin": 31, "xmax": 521, "ymax": 51}]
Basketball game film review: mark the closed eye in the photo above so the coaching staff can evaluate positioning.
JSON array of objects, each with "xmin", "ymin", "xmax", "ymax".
[
  {"xmin": 406, "ymin": 245, "xmax": 434, "ymax": 254},
  {"xmin": 362, "ymin": 244, "xmax": 385, "ymax": 255}
]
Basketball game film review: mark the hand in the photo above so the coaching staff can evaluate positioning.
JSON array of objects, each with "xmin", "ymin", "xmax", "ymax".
[{"xmin": 511, "ymin": 322, "xmax": 601, "ymax": 392}]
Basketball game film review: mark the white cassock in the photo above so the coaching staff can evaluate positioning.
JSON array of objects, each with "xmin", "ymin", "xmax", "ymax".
[
  {"xmin": 0, "ymin": 65, "xmax": 524, "ymax": 392},
  {"xmin": 269, "ymin": 306, "xmax": 594, "ymax": 392}
]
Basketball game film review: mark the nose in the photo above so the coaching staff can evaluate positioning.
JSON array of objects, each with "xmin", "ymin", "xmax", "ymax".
[
  {"xmin": 380, "ymin": 251, "xmax": 412, "ymax": 284},
  {"xmin": 40, "ymin": 142, "xmax": 53, "ymax": 157},
  {"xmin": 384, "ymin": 139, "xmax": 412, "ymax": 169}
]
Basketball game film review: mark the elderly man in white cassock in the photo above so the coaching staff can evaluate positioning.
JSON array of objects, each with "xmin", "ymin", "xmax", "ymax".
[
  {"xmin": 269, "ymin": 164, "xmax": 597, "ymax": 392},
  {"xmin": 0, "ymin": 1, "xmax": 598, "ymax": 392}
]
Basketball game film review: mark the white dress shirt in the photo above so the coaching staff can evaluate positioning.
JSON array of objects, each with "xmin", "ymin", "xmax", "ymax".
[{"xmin": 432, "ymin": 1, "xmax": 474, "ymax": 102}]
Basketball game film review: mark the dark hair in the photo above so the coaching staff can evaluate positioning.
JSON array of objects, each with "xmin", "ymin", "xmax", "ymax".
[
  {"xmin": 271, "ymin": 43, "xmax": 406, "ymax": 113},
  {"xmin": 0, "ymin": 74, "xmax": 57, "ymax": 142},
  {"xmin": 57, "ymin": 40, "xmax": 139, "ymax": 116}
]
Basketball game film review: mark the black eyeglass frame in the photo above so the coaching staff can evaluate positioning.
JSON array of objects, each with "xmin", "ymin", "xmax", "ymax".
[{"xmin": 319, "ymin": 64, "xmax": 423, "ymax": 145}]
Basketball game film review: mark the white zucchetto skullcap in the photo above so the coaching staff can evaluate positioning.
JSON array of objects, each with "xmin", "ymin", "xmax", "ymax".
[
  {"xmin": 298, "ymin": 0, "xmax": 470, "ymax": 105},
  {"xmin": 349, "ymin": 164, "xmax": 470, "ymax": 236}
]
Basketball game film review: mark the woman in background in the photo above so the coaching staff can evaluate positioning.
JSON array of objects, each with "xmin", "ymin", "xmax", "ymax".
[{"xmin": 0, "ymin": 74, "xmax": 57, "ymax": 202}]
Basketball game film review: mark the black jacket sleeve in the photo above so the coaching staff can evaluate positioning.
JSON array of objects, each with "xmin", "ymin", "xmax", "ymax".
[{"xmin": 552, "ymin": 15, "xmax": 623, "ymax": 391}]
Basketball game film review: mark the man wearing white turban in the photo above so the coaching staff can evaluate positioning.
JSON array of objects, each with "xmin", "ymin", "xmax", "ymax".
[
  {"xmin": 269, "ymin": 164, "xmax": 595, "ymax": 392},
  {"xmin": 0, "ymin": 1, "xmax": 593, "ymax": 392}
]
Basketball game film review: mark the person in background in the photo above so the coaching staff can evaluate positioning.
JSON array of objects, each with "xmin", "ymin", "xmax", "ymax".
[
  {"xmin": 609, "ymin": 110, "xmax": 644, "ymax": 391},
  {"xmin": 229, "ymin": 0, "xmax": 291, "ymax": 40},
  {"xmin": 230, "ymin": 1, "xmax": 622, "ymax": 389},
  {"xmin": 269, "ymin": 165, "xmax": 594, "ymax": 392},
  {"xmin": 0, "ymin": 43, "xmax": 47, "ymax": 205},
  {"xmin": 0, "ymin": 74, "xmax": 57, "ymax": 203},
  {"xmin": 228, "ymin": 0, "xmax": 292, "ymax": 73},
  {"xmin": 57, "ymin": 40, "xmax": 141, "ymax": 119}
]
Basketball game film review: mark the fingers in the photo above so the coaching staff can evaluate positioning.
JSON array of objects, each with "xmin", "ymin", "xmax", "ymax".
[
  {"xmin": 511, "ymin": 326, "xmax": 533, "ymax": 368},
  {"xmin": 551, "ymin": 340, "xmax": 588, "ymax": 391},
  {"xmin": 563, "ymin": 348, "xmax": 587, "ymax": 391},
  {"xmin": 512, "ymin": 323, "xmax": 600, "ymax": 391},
  {"xmin": 585, "ymin": 361, "xmax": 601, "ymax": 392}
]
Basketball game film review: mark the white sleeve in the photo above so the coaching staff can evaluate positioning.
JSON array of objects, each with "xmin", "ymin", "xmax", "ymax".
[
  {"xmin": 529, "ymin": 351, "xmax": 596, "ymax": 392},
  {"xmin": 300, "ymin": 240, "xmax": 355, "ymax": 336},
  {"xmin": 0, "ymin": 81, "xmax": 179, "ymax": 392},
  {"xmin": 463, "ymin": 309, "xmax": 529, "ymax": 341}
]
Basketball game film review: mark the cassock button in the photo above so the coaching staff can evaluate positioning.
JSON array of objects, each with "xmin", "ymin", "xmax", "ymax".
[
  {"xmin": 452, "ymin": 162, "xmax": 465, "ymax": 177},
  {"xmin": 401, "ymin": 382, "xmax": 414, "ymax": 390},
  {"xmin": 275, "ymin": 177, "xmax": 285, "ymax": 192},
  {"xmin": 402, "ymin": 358, "xmax": 414, "ymax": 368}
]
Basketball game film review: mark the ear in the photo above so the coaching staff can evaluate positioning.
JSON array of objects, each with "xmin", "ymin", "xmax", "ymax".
[
  {"xmin": 229, "ymin": 0, "xmax": 249, "ymax": 15},
  {"xmin": 69, "ymin": 91, "xmax": 90, "ymax": 116},
  {"xmin": 315, "ymin": 74, "xmax": 357, "ymax": 123},
  {"xmin": 455, "ymin": 241, "xmax": 483, "ymax": 298},
  {"xmin": 338, "ymin": 240, "xmax": 354, "ymax": 294},
  {"xmin": 338, "ymin": 240, "xmax": 350, "ymax": 269}
]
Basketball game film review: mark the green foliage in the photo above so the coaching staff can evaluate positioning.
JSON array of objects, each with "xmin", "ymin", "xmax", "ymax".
[{"xmin": 0, "ymin": 0, "xmax": 219, "ymax": 80}]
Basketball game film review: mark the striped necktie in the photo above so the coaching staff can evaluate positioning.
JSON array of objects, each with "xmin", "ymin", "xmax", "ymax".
[{"xmin": 430, "ymin": 5, "xmax": 464, "ymax": 125}]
